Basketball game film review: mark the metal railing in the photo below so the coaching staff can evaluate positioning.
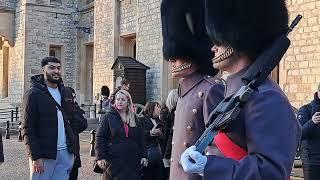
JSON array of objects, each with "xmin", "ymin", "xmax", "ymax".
[
  {"xmin": 0, "ymin": 107, "xmax": 22, "ymax": 142},
  {"xmin": 0, "ymin": 107, "xmax": 19, "ymax": 125},
  {"xmin": 80, "ymin": 104, "xmax": 97, "ymax": 119}
]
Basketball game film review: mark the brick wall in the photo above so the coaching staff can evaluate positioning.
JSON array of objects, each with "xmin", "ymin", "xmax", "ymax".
[{"xmin": 280, "ymin": 0, "xmax": 320, "ymax": 108}]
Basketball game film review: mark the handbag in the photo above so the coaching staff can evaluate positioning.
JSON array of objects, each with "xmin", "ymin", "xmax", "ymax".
[
  {"xmin": 93, "ymin": 160, "xmax": 113, "ymax": 179},
  {"xmin": 93, "ymin": 110, "xmax": 114, "ymax": 176},
  {"xmin": 93, "ymin": 160, "xmax": 104, "ymax": 174}
]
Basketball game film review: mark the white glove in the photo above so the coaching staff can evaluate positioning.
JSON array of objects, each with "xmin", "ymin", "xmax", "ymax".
[{"xmin": 180, "ymin": 146, "xmax": 207, "ymax": 176}]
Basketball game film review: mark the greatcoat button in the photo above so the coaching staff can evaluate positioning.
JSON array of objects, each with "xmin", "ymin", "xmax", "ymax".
[
  {"xmin": 198, "ymin": 92, "xmax": 204, "ymax": 98},
  {"xmin": 183, "ymin": 142, "xmax": 190, "ymax": 148},
  {"xmin": 170, "ymin": 158, "xmax": 173, "ymax": 162},
  {"xmin": 172, "ymin": 126, "xmax": 174, "ymax": 130},
  {"xmin": 186, "ymin": 126, "xmax": 192, "ymax": 132},
  {"xmin": 172, "ymin": 141, "xmax": 174, "ymax": 145},
  {"xmin": 192, "ymin": 109, "xmax": 197, "ymax": 114}
]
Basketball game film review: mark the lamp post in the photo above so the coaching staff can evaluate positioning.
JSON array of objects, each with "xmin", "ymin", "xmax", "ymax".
[{"xmin": 72, "ymin": 7, "xmax": 91, "ymax": 34}]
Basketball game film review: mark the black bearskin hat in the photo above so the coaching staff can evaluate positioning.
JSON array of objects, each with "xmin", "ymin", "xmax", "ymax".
[
  {"xmin": 205, "ymin": 0, "xmax": 289, "ymax": 59},
  {"xmin": 161, "ymin": 0, "xmax": 218, "ymax": 76},
  {"xmin": 100, "ymin": 86, "xmax": 110, "ymax": 97}
]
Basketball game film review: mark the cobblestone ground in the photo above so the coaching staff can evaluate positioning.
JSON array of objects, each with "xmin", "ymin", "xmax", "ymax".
[
  {"xmin": 0, "ymin": 133, "xmax": 103, "ymax": 180},
  {"xmin": 0, "ymin": 133, "xmax": 304, "ymax": 180}
]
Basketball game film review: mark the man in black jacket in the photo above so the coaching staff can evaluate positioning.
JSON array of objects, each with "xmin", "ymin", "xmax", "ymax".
[
  {"xmin": 22, "ymin": 57, "xmax": 77, "ymax": 180},
  {"xmin": 65, "ymin": 87, "xmax": 88, "ymax": 180},
  {"xmin": 297, "ymin": 83, "xmax": 320, "ymax": 180}
]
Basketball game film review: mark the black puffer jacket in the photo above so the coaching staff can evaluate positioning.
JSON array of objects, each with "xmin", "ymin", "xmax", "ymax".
[
  {"xmin": 160, "ymin": 107, "xmax": 175, "ymax": 159},
  {"xmin": 22, "ymin": 74, "xmax": 77, "ymax": 161},
  {"xmin": 95, "ymin": 106, "xmax": 146, "ymax": 180},
  {"xmin": 297, "ymin": 92, "xmax": 320, "ymax": 165},
  {"xmin": 67, "ymin": 102, "xmax": 88, "ymax": 168}
]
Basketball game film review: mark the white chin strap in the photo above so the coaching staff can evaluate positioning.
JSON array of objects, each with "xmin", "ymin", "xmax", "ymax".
[
  {"xmin": 171, "ymin": 62, "xmax": 192, "ymax": 73},
  {"xmin": 212, "ymin": 46, "xmax": 234, "ymax": 64}
]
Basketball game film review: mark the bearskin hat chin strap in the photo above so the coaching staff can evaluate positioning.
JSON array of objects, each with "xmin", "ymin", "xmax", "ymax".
[
  {"xmin": 171, "ymin": 61, "xmax": 192, "ymax": 73},
  {"xmin": 212, "ymin": 46, "xmax": 234, "ymax": 64}
]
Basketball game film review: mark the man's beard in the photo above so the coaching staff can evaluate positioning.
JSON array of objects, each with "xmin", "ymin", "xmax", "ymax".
[{"xmin": 45, "ymin": 72, "xmax": 61, "ymax": 84}]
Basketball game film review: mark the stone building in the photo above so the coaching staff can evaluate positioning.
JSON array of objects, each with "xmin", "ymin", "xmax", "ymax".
[
  {"xmin": 0, "ymin": 0, "xmax": 320, "ymax": 109},
  {"xmin": 281, "ymin": 0, "xmax": 320, "ymax": 108}
]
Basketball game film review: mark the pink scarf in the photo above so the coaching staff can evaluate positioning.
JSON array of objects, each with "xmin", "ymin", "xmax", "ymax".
[{"xmin": 113, "ymin": 105, "xmax": 130, "ymax": 138}]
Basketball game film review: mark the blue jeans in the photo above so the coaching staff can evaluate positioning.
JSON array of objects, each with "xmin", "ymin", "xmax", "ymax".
[{"xmin": 29, "ymin": 149, "xmax": 74, "ymax": 180}]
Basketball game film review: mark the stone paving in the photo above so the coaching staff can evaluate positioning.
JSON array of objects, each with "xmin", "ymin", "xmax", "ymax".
[
  {"xmin": 0, "ymin": 133, "xmax": 103, "ymax": 180},
  {"xmin": 0, "ymin": 133, "xmax": 304, "ymax": 180}
]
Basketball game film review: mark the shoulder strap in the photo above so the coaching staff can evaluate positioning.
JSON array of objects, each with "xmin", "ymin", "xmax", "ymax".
[{"xmin": 44, "ymin": 91, "xmax": 64, "ymax": 112}]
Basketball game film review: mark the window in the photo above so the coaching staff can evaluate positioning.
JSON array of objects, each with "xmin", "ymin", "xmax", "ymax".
[
  {"xmin": 49, "ymin": 45, "xmax": 62, "ymax": 60},
  {"xmin": 120, "ymin": 34, "xmax": 136, "ymax": 58}
]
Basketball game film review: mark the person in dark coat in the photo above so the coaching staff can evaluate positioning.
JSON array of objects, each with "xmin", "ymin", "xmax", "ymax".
[
  {"xmin": 297, "ymin": 84, "xmax": 320, "ymax": 180},
  {"xmin": 180, "ymin": 0, "xmax": 301, "ymax": 179},
  {"xmin": 21, "ymin": 57, "xmax": 77, "ymax": 180},
  {"xmin": 95, "ymin": 90, "xmax": 147, "ymax": 180},
  {"xmin": 161, "ymin": 0, "xmax": 225, "ymax": 180},
  {"xmin": 160, "ymin": 89, "xmax": 178, "ymax": 178},
  {"xmin": 64, "ymin": 87, "xmax": 88, "ymax": 180},
  {"xmin": 139, "ymin": 102, "xmax": 164, "ymax": 180},
  {"xmin": 0, "ymin": 133, "xmax": 3, "ymax": 164},
  {"xmin": 99, "ymin": 86, "xmax": 111, "ymax": 114}
]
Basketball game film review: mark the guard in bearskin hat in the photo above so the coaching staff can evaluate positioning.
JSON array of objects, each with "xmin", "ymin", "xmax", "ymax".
[
  {"xmin": 180, "ymin": 0, "xmax": 301, "ymax": 179},
  {"xmin": 160, "ymin": 0, "xmax": 225, "ymax": 180}
]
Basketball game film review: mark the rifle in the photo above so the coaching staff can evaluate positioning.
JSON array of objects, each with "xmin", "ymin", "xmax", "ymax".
[{"xmin": 194, "ymin": 15, "xmax": 302, "ymax": 154}]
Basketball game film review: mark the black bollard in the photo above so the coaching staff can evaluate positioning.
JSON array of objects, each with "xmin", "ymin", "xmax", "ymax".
[
  {"xmin": 93, "ymin": 104, "xmax": 97, "ymax": 118},
  {"xmin": 11, "ymin": 110, "xmax": 14, "ymax": 126},
  {"xmin": 18, "ymin": 122, "xmax": 22, "ymax": 142},
  {"xmin": 15, "ymin": 107, "xmax": 18, "ymax": 121},
  {"xmin": 5, "ymin": 121, "xmax": 10, "ymax": 139},
  {"xmin": 90, "ymin": 130, "xmax": 96, "ymax": 157}
]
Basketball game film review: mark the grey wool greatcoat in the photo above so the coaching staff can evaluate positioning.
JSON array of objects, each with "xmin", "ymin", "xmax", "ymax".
[
  {"xmin": 203, "ymin": 67, "xmax": 301, "ymax": 180},
  {"xmin": 169, "ymin": 72, "xmax": 224, "ymax": 180}
]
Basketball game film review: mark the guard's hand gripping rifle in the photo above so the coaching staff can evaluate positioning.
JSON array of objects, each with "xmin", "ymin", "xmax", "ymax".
[{"xmin": 194, "ymin": 15, "xmax": 302, "ymax": 154}]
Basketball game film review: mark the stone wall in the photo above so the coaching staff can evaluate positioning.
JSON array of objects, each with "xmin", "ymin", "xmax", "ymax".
[
  {"xmin": 0, "ymin": 0, "xmax": 16, "ymax": 9},
  {"xmin": 120, "ymin": 0, "xmax": 137, "ymax": 34},
  {"xmin": 0, "ymin": 48, "xmax": 3, "ymax": 98},
  {"xmin": 136, "ymin": 0, "xmax": 162, "ymax": 101},
  {"xmin": 24, "ymin": 4, "xmax": 76, "ymax": 89},
  {"xmin": 93, "ymin": 0, "xmax": 115, "ymax": 99},
  {"xmin": 8, "ymin": 2, "xmax": 26, "ymax": 104},
  {"xmin": 25, "ymin": 0, "xmax": 74, "ymax": 8},
  {"xmin": 280, "ymin": 0, "xmax": 320, "ymax": 108},
  {"xmin": 75, "ymin": 2, "xmax": 94, "ymax": 100}
]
